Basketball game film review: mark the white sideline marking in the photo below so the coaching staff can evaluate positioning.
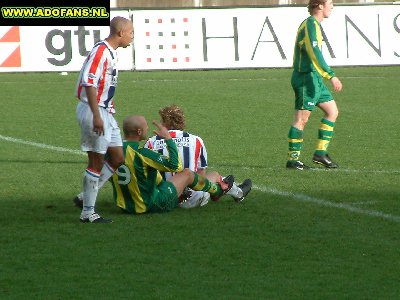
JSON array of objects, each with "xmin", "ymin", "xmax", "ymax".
[
  {"xmin": 0, "ymin": 134, "xmax": 84, "ymax": 156},
  {"xmin": 254, "ymin": 184, "xmax": 400, "ymax": 223},
  {"xmin": 2, "ymin": 134, "xmax": 399, "ymax": 223}
]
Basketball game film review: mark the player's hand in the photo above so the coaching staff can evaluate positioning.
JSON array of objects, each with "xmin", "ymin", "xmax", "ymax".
[
  {"xmin": 331, "ymin": 77, "xmax": 343, "ymax": 92},
  {"xmin": 93, "ymin": 115, "xmax": 104, "ymax": 136},
  {"xmin": 152, "ymin": 120, "xmax": 171, "ymax": 140}
]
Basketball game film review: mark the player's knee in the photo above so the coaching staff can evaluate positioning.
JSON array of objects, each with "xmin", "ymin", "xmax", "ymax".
[
  {"xmin": 294, "ymin": 118, "xmax": 309, "ymax": 129},
  {"xmin": 181, "ymin": 169, "xmax": 194, "ymax": 183},
  {"xmin": 181, "ymin": 168, "xmax": 192, "ymax": 177},
  {"xmin": 300, "ymin": 118, "xmax": 309, "ymax": 127},
  {"xmin": 108, "ymin": 155, "xmax": 125, "ymax": 169},
  {"xmin": 326, "ymin": 108, "xmax": 339, "ymax": 121},
  {"xmin": 115, "ymin": 157, "xmax": 125, "ymax": 168},
  {"xmin": 333, "ymin": 108, "xmax": 339, "ymax": 119}
]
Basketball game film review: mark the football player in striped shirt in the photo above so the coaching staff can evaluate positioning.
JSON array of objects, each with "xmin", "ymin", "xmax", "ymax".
[
  {"xmin": 286, "ymin": 0, "xmax": 343, "ymax": 170},
  {"xmin": 144, "ymin": 105, "xmax": 252, "ymax": 208},
  {"xmin": 73, "ymin": 17, "xmax": 134, "ymax": 223},
  {"xmin": 110, "ymin": 115, "xmax": 234, "ymax": 214}
]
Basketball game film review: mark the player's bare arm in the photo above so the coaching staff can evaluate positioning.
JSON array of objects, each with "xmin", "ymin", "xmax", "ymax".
[
  {"xmin": 330, "ymin": 76, "xmax": 343, "ymax": 92},
  {"xmin": 152, "ymin": 120, "xmax": 171, "ymax": 140},
  {"xmin": 85, "ymin": 86, "xmax": 104, "ymax": 135}
]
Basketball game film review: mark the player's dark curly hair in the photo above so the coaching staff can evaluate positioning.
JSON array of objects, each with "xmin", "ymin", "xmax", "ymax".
[
  {"xmin": 159, "ymin": 104, "xmax": 186, "ymax": 131},
  {"xmin": 307, "ymin": 0, "xmax": 327, "ymax": 13}
]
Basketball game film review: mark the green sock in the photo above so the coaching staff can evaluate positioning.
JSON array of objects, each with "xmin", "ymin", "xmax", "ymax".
[
  {"xmin": 288, "ymin": 126, "xmax": 303, "ymax": 161},
  {"xmin": 189, "ymin": 173, "xmax": 222, "ymax": 197},
  {"xmin": 315, "ymin": 118, "xmax": 335, "ymax": 155}
]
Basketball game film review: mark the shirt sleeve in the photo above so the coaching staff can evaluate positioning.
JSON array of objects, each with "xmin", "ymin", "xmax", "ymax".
[
  {"xmin": 196, "ymin": 137, "xmax": 208, "ymax": 169},
  {"xmin": 140, "ymin": 139, "xmax": 183, "ymax": 172},
  {"xmin": 305, "ymin": 18, "xmax": 335, "ymax": 79},
  {"xmin": 80, "ymin": 44, "xmax": 107, "ymax": 88}
]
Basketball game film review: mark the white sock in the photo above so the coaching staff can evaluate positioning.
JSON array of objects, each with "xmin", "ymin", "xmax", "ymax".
[
  {"xmin": 98, "ymin": 162, "xmax": 115, "ymax": 189},
  {"xmin": 226, "ymin": 182, "xmax": 243, "ymax": 199},
  {"xmin": 77, "ymin": 162, "xmax": 115, "ymax": 201},
  {"xmin": 81, "ymin": 169, "xmax": 100, "ymax": 218}
]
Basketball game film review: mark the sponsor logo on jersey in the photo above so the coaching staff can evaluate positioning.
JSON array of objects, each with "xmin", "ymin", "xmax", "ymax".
[
  {"xmin": 173, "ymin": 136, "xmax": 190, "ymax": 147},
  {"xmin": 153, "ymin": 137, "xmax": 190, "ymax": 150}
]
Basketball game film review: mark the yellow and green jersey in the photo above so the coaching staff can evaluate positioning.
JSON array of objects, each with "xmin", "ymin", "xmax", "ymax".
[
  {"xmin": 110, "ymin": 139, "xmax": 183, "ymax": 214},
  {"xmin": 292, "ymin": 16, "xmax": 335, "ymax": 79}
]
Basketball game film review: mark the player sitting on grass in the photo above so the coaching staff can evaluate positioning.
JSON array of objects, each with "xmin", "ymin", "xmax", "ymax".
[
  {"xmin": 144, "ymin": 104, "xmax": 252, "ymax": 208},
  {"xmin": 109, "ymin": 115, "xmax": 237, "ymax": 213}
]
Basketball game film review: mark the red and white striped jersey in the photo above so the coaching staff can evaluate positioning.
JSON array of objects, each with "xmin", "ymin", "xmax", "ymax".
[
  {"xmin": 75, "ymin": 40, "xmax": 118, "ymax": 114},
  {"xmin": 144, "ymin": 130, "xmax": 208, "ymax": 180}
]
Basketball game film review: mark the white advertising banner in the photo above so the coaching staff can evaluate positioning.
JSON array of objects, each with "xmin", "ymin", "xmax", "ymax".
[
  {"xmin": 1, "ymin": 5, "xmax": 399, "ymax": 72},
  {"xmin": 132, "ymin": 5, "xmax": 400, "ymax": 70},
  {"xmin": 0, "ymin": 10, "xmax": 133, "ymax": 72}
]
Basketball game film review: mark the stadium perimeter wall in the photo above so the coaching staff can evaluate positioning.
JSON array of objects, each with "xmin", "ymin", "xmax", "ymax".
[
  {"xmin": 114, "ymin": 0, "xmax": 392, "ymax": 8},
  {"xmin": 0, "ymin": 4, "xmax": 399, "ymax": 72}
]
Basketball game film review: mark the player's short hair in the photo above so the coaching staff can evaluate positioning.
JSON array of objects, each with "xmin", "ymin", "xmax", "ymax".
[
  {"xmin": 307, "ymin": 0, "xmax": 327, "ymax": 13},
  {"xmin": 123, "ymin": 115, "xmax": 145, "ymax": 137},
  {"xmin": 159, "ymin": 104, "xmax": 186, "ymax": 131},
  {"xmin": 110, "ymin": 16, "xmax": 131, "ymax": 35}
]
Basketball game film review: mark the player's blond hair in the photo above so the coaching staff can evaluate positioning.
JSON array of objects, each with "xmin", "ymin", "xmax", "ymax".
[
  {"xmin": 307, "ymin": 0, "xmax": 327, "ymax": 13},
  {"xmin": 159, "ymin": 104, "xmax": 186, "ymax": 131}
]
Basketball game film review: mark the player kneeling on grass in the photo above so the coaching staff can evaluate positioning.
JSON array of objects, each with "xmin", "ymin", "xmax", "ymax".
[
  {"xmin": 145, "ymin": 104, "xmax": 252, "ymax": 208},
  {"xmin": 109, "ymin": 115, "xmax": 238, "ymax": 214}
]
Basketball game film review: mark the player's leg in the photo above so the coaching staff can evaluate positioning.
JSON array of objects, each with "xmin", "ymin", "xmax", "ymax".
[
  {"xmin": 74, "ymin": 153, "xmax": 123, "ymax": 209},
  {"xmin": 74, "ymin": 112, "xmax": 124, "ymax": 209},
  {"xmin": 168, "ymin": 169, "xmax": 232, "ymax": 200},
  {"xmin": 98, "ymin": 146, "xmax": 124, "ymax": 188},
  {"xmin": 150, "ymin": 172, "xmax": 205, "ymax": 213},
  {"xmin": 80, "ymin": 151, "xmax": 110, "ymax": 222},
  {"xmin": 225, "ymin": 176, "xmax": 252, "ymax": 202},
  {"xmin": 76, "ymin": 103, "xmax": 112, "ymax": 223},
  {"xmin": 178, "ymin": 170, "xmax": 217, "ymax": 209},
  {"xmin": 312, "ymin": 79, "xmax": 339, "ymax": 168},
  {"xmin": 99, "ymin": 113, "xmax": 124, "ymax": 187},
  {"xmin": 291, "ymin": 109, "xmax": 312, "ymax": 131},
  {"xmin": 85, "ymin": 151, "xmax": 104, "ymax": 195},
  {"xmin": 150, "ymin": 180, "xmax": 180, "ymax": 212},
  {"xmin": 206, "ymin": 171, "xmax": 252, "ymax": 202},
  {"xmin": 287, "ymin": 109, "xmax": 312, "ymax": 170},
  {"xmin": 287, "ymin": 72, "xmax": 315, "ymax": 170},
  {"xmin": 167, "ymin": 169, "xmax": 194, "ymax": 195},
  {"xmin": 313, "ymin": 99, "xmax": 339, "ymax": 168},
  {"xmin": 318, "ymin": 99, "xmax": 339, "ymax": 123}
]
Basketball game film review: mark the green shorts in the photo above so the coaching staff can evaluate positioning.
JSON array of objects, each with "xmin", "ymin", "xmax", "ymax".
[
  {"xmin": 291, "ymin": 71, "xmax": 333, "ymax": 111},
  {"xmin": 150, "ymin": 180, "xmax": 179, "ymax": 213}
]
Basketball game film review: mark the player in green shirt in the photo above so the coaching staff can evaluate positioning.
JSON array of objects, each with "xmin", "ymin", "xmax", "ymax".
[
  {"xmin": 286, "ymin": 0, "xmax": 343, "ymax": 170},
  {"xmin": 110, "ymin": 115, "xmax": 234, "ymax": 214}
]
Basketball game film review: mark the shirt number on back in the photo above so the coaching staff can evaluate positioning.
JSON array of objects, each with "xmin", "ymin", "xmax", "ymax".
[{"xmin": 116, "ymin": 165, "xmax": 131, "ymax": 185}]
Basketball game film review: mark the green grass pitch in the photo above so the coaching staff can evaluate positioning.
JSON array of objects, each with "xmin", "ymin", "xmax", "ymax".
[{"xmin": 0, "ymin": 66, "xmax": 399, "ymax": 299}]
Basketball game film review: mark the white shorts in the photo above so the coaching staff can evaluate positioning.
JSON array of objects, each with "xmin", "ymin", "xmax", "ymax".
[
  {"xmin": 76, "ymin": 101, "xmax": 122, "ymax": 154},
  {"xmin": 179, "ymin": 190, "xmax": 210, "ymax": 209}
]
